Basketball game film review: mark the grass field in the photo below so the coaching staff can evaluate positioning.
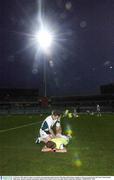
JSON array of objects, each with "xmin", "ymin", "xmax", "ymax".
[{"xmin": 0, "ymin": 113, "xmax": 114, "ymax": 176}]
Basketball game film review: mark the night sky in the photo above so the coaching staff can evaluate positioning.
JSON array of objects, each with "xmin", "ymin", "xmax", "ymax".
[{"xmin": 0, "ymin": 0, "xmax": 114, "ymax": 96}]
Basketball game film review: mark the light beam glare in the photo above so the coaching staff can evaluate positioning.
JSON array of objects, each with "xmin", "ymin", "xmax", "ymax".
[
  {"xmin": 65, "ymin": 124, "xmax": 73, "ymax": 136},
  {"xmin": 73, "ymin": 153, "xmax": 82, "ymax": 168},
  {"xmin": 14, "ymin": 41, "xmax": 37, "ymax": 55},
  {"xmin": 38, "ymin": 0, "xmax": 43, "ymax": 25},
  {"xmin": 36, "ymin": 29, "xmax": 53, "ymax": 49}
]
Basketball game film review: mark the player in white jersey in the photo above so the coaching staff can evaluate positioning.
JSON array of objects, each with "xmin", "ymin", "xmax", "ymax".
[
  {"xmin": 97, "ymin": 104, "xmax": 101, "ymax": 116},
  {"xmin": 73, "ymin": 108, "xmax": 79, "ymax": 117},
  {"xmin": 35, "ymin": 111, "xmax": 62, "ymax": 143}
]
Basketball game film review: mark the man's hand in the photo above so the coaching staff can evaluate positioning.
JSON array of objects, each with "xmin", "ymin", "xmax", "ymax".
[{"xmin": 49, "ymin": 129, "xmax": 56, "ymax": 138}]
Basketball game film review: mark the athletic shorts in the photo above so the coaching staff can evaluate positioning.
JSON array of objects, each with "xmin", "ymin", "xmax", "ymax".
[{"xmin": 40, "ymin": 129, "xmax": 50, "ymax": 139}]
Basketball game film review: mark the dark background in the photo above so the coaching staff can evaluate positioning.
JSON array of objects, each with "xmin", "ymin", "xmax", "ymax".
[{"xmin": 0, "ymin": 0, "xmax": 114, "ymax": 96}]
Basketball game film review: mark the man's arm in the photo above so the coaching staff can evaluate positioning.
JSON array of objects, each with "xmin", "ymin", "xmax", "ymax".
[
  {"xmin": 55, "ymin": 120, "xmax": 62, "ymax": 135},
  {"xmin": 49, "ymin": 129, "xmax": 56, "ymax": 138},
  {"xmin": 56, "ymin": 125, "xmax": 62, "ymax": 135}
]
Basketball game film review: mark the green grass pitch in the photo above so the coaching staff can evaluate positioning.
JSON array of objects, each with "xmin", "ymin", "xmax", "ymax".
[{"xmin": 0, "ymin": 114, "xmax": 114, "ymax": 176}]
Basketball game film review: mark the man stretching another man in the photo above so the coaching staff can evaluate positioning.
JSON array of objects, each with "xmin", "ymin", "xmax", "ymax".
[{"xmin": 35, "ymin": 110, "xmax": 62, "ymax": 144}]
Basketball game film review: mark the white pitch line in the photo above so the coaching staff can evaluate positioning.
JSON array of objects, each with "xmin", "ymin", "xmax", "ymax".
[{"xmin": 0, "ymin": 121, "xmax": 41, "ymax": 133}]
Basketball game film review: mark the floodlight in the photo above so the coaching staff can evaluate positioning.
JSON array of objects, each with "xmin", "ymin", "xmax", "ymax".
[{"xmin": 36, "ymin": 28, "xmax": 53, "ymax": 51}]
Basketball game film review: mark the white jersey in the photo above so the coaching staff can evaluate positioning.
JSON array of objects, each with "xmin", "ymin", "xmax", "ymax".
[
  {"xmin": 41, "ymin": 115, "xmax": 60, "ymax": 132},
  {"xmin": 97, "ymin": 105, "xmax": 100, "ymax": 111}
]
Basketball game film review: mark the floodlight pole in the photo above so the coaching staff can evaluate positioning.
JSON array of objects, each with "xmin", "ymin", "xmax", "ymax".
[{"xmin": 44, "ymin": 57, "xmax": 47, "ymax": 97}]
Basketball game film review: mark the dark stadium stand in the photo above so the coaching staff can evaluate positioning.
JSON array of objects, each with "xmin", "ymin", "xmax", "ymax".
[
  {"xmin": 0, "ymin": 88, "xmax": 39, "ymax": 102},
  {"xmin": 100, "ymin": 83, "xmax": 114, "ymax": 95},
  {"xmin": 0, "ymin": 88, "xmax": 114, "ymax": 114},
  {"xmin": 51, "ymin": 95, "xmax": 114, "ymax": 112}
]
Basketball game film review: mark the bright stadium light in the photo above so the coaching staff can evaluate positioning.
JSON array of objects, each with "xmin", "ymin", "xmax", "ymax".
[
  {"xmin": 36, "ymin": 27, "xmax": 54, "ymax": 51},
  {"xmin": 34, "ymin": 25, "xmax": 55, "ymax": 97}
]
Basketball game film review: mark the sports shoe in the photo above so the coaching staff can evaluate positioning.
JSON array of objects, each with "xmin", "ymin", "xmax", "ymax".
[{"xmin": 35, "ymin": 137, "xmax": 40, "ymax": 144}]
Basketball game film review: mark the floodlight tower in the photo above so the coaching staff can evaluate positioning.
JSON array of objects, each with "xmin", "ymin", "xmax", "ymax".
[{"xmin": 36, "ymin": 26, "xmax": 54, "ymax": 97}]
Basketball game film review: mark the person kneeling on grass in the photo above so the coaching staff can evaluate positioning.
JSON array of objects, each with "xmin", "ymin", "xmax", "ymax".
[{"xmin": 35, "ymin": 110, "xmax": 62, "ymax": 144}]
